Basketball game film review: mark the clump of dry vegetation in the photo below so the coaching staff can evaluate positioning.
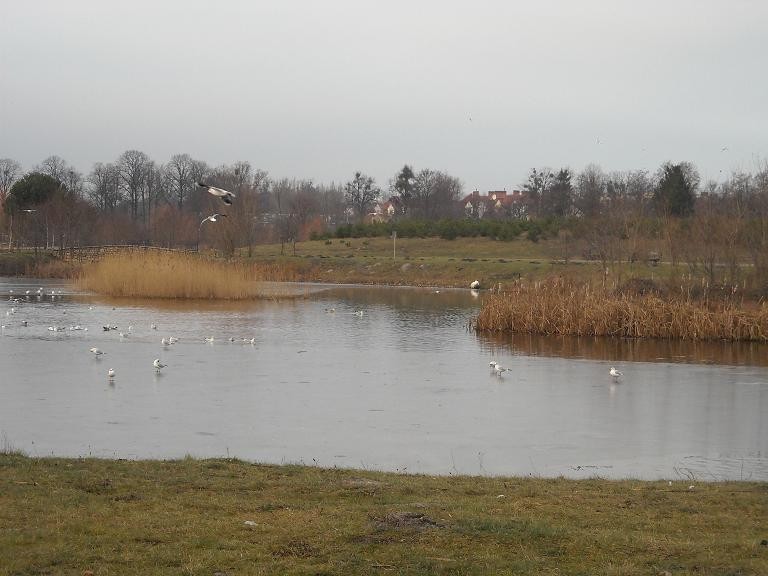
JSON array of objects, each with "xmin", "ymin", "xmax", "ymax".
[
  {"xmin": 474, "ymin": 278, "xmax": 768, "ymax": 341},
  {"xmin": 77, "ymin": 250, "xmax": 300, "ymax": 299}
]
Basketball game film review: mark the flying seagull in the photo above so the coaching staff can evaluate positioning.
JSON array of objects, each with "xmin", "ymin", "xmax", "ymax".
[
  {"xmin": 196, "ymin": 182, "xmax": 236, "ymax": 205},
  {"xmin": 200, "ymin": 213, "xmax": 228, "ymax": 226}
]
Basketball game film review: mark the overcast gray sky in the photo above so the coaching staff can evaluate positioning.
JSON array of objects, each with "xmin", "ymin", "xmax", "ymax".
[{"xmin": 1, "ymin": 0, "xmax": 766, "ymax": 192}]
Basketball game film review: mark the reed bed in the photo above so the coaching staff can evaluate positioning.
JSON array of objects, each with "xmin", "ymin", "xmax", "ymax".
[
  {"xmin": 473, "ymin": 279, "xmax": 768, "ymax": 341},
  {"xmin": 77, "ymin": 251, "xmax": 295, "ymax": 299}
]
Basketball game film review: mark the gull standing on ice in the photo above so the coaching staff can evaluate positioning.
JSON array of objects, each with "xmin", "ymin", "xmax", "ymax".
[
  {"xmin": 90, "ymin": 347, "xmax": 105, "ymax": 357},
  {"xmin": 153, "ymin": 358, "xmax": 166, "ymax": 372},
  {"xmin": 196, "ymin": 182, "xmax": 236, "ymax": 205},
  {"xmin": 609, "ymin": 367, "xmax": 623, "ymax": 380},
  {"xmin": 107, "ymin": 368, "xmax": 116, "ymax": 378},
  {"xmin": 489, "ymin": 361, "xmax": 509, "ymax": 376}
]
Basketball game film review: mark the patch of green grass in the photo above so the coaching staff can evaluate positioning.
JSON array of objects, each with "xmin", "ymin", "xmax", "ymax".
[
  {"xmin": 239, "ymin": 236, "xmax": 702, "ymax": 290},
  {"xmin": 1, "ymin": 456, "xmax": 766, "ymax": 575}
]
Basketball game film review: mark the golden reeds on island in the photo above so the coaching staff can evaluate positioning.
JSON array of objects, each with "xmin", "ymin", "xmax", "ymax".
[
  {"xmin": 78, "ymin": 250, "xmax": 269, "ymax": 299},
  {"xmin": 473, "ymin": 278, "xmax": 768, "ymax": 342}
]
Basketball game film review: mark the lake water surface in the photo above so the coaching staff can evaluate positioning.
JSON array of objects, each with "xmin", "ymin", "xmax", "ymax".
[{"xmin": 1, "ymin": 277, "xmax": 767, "ymax": 481}]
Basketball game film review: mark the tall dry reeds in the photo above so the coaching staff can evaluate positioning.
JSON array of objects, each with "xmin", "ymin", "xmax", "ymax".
[
  {"xmin": 473, "ymin": 278, "xmax": 768, "ymax": 342},
  {"xmin": 77, "ymin": 251, "xmax": 292, "ymax": 299}
]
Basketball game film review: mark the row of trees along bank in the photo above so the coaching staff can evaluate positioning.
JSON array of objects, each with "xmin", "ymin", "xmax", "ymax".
[{"xmin": 1, "ymin": 154, "xmax": 768, "ymax": 291}]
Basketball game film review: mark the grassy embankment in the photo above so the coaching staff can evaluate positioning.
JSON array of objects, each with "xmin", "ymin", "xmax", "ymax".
[
  {"xmin": 4, "ymin": 236, "xmax": 736, "ymax": 290},
  {"xmin": 241, "ymin": 235, "xmax": 611, "ymax": 288},
  {"xmin": 0, "ymin": 250, "xmax": 78, "ymax": 278},
  {"xmin": 1, "ymin": 453, "xmax": 766, "ymax": 575}
]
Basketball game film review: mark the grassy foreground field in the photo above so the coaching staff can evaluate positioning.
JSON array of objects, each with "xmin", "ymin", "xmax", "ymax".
[{"xmin": 1, "ymin": 454, "xmax": 766, "ymax": 575}]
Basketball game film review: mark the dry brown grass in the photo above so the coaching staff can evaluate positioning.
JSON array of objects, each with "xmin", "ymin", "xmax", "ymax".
[
  {"xmin": 473, "ymin": 278, "xmax": 768, "ymax": 341},
  {"xmin": 77, "ymin": 251, "xmax": 302, "ymax": 299}
]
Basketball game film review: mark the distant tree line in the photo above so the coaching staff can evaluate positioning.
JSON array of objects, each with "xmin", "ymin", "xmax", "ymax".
[{"xmin": 2, "ymin": 152, "xmax": 768, "ymax": 291}]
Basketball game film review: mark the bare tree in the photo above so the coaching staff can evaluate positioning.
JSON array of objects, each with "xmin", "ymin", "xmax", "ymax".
[
  {"xmin": 117, "ymin": 150, "xmax": 151, "ymax": 221},
  {"xmin": 165, "ymin": 153, "xmax": 195, "ymax": 210},
  {"xmin": 272, "ymin": 178, "xmax": 296, "ymax": 254},
  {"xmin": 575, "ymin": 164, "xmax": 605, "ymax": 218},
  {"xmin": 36, "ymin": 155, "xmax": 69, "ymax": 182},
  {"xmin": 410, "ymin": 169, "xmax": 437, "ymax": 219},
  {"xmin": 87, "ymin": 163, "xmax": 121, "ymax": 212},
  {"xmin": 144, "ymin": 162, "xmax": 167, "ymax": 235},
  {"xmin": 291, "ymin": 180, "xmax": 320, "ymax": 242},
  {"xmin": 431, "ymin": 171, "xmax": 463, "ymax": 219},
  {"xmin": 318, "ymin": 182, "xmax": 345, "ymax": 227},
  {"xmin": 345, "ymin": 172, "xmax": 380, "ymax": 222},
  {"xmin": 0, "ymin": 158, "xmax": 22, "ymax": 202}
]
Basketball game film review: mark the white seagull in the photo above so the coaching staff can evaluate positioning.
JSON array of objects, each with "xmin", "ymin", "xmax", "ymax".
[
  {"xmin": 107, "ymin": 368, "xmax": 116, "ymax": 378},
  {"xmin": 200, "ymin": 213, "xmax": 228, "ymax": 226},
  {"xmin": 196, "ymin": 181, "xmax": 236, "ymax": 205},
  {"xmin": 90, "ymin": 347, "xmax": 105, "ymax": 357},
  {"xmin": 489, "ymin": 361, "xmax": 509, "ymax": 376},
  {"xmin": 609, "ymin": 367, "xmax": 623, "ymax": 380},
  {"xmin": 470, "ymin": 280, "xmax": 480, "ymax": 289},
  {"xmin": 153, "ymin": 358, "xmax": 166, "ymax": 372}
]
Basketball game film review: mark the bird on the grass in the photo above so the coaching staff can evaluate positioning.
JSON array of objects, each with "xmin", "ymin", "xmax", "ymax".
[
  {"xmin": 153, "ymin": 358, "xmax": 166, "ymax": 372},
  {"xmin": 200, "ymin": 213, "xmax": 228, "ymax": 226},
  {"xmin": 196, "ymin": 181, "xmax": 236, "ymax": 205},
  {"xmin": 609, "ymin": 367, "xmax": 623, "ymax": 380}
]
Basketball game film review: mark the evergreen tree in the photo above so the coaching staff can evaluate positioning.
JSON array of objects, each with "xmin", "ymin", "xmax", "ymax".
[{"xmin": 655, "ymin": 162, "xmax": 697, "ymax": 217}]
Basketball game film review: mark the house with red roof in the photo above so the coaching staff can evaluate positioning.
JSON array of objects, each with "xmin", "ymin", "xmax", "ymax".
[{"xmin": 460, "ymin": 189, "xmax": 528, "ymax": 219}]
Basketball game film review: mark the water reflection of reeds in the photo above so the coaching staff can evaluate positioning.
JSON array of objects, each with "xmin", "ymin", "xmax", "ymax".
[{"xmin": 476, "ymin": 331, "xmax": 768, "ymax": 366}]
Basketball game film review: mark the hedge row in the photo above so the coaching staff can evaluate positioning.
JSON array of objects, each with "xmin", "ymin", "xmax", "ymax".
[{"xmin": 311, "ymin": 218, "xmax": 562, "ymax": 242}]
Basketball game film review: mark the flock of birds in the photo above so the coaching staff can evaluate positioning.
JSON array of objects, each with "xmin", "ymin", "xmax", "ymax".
[
  {"xmin": 8, "ymin": 284, "xmax": 628, "ymax": 383},
  {"xmin": 85, "ymin": 326, "xmax": 265, "ymax": 378},
  {"xmin": 3, "ymin": 286, "xmax": 270, "ymax": 380}
]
